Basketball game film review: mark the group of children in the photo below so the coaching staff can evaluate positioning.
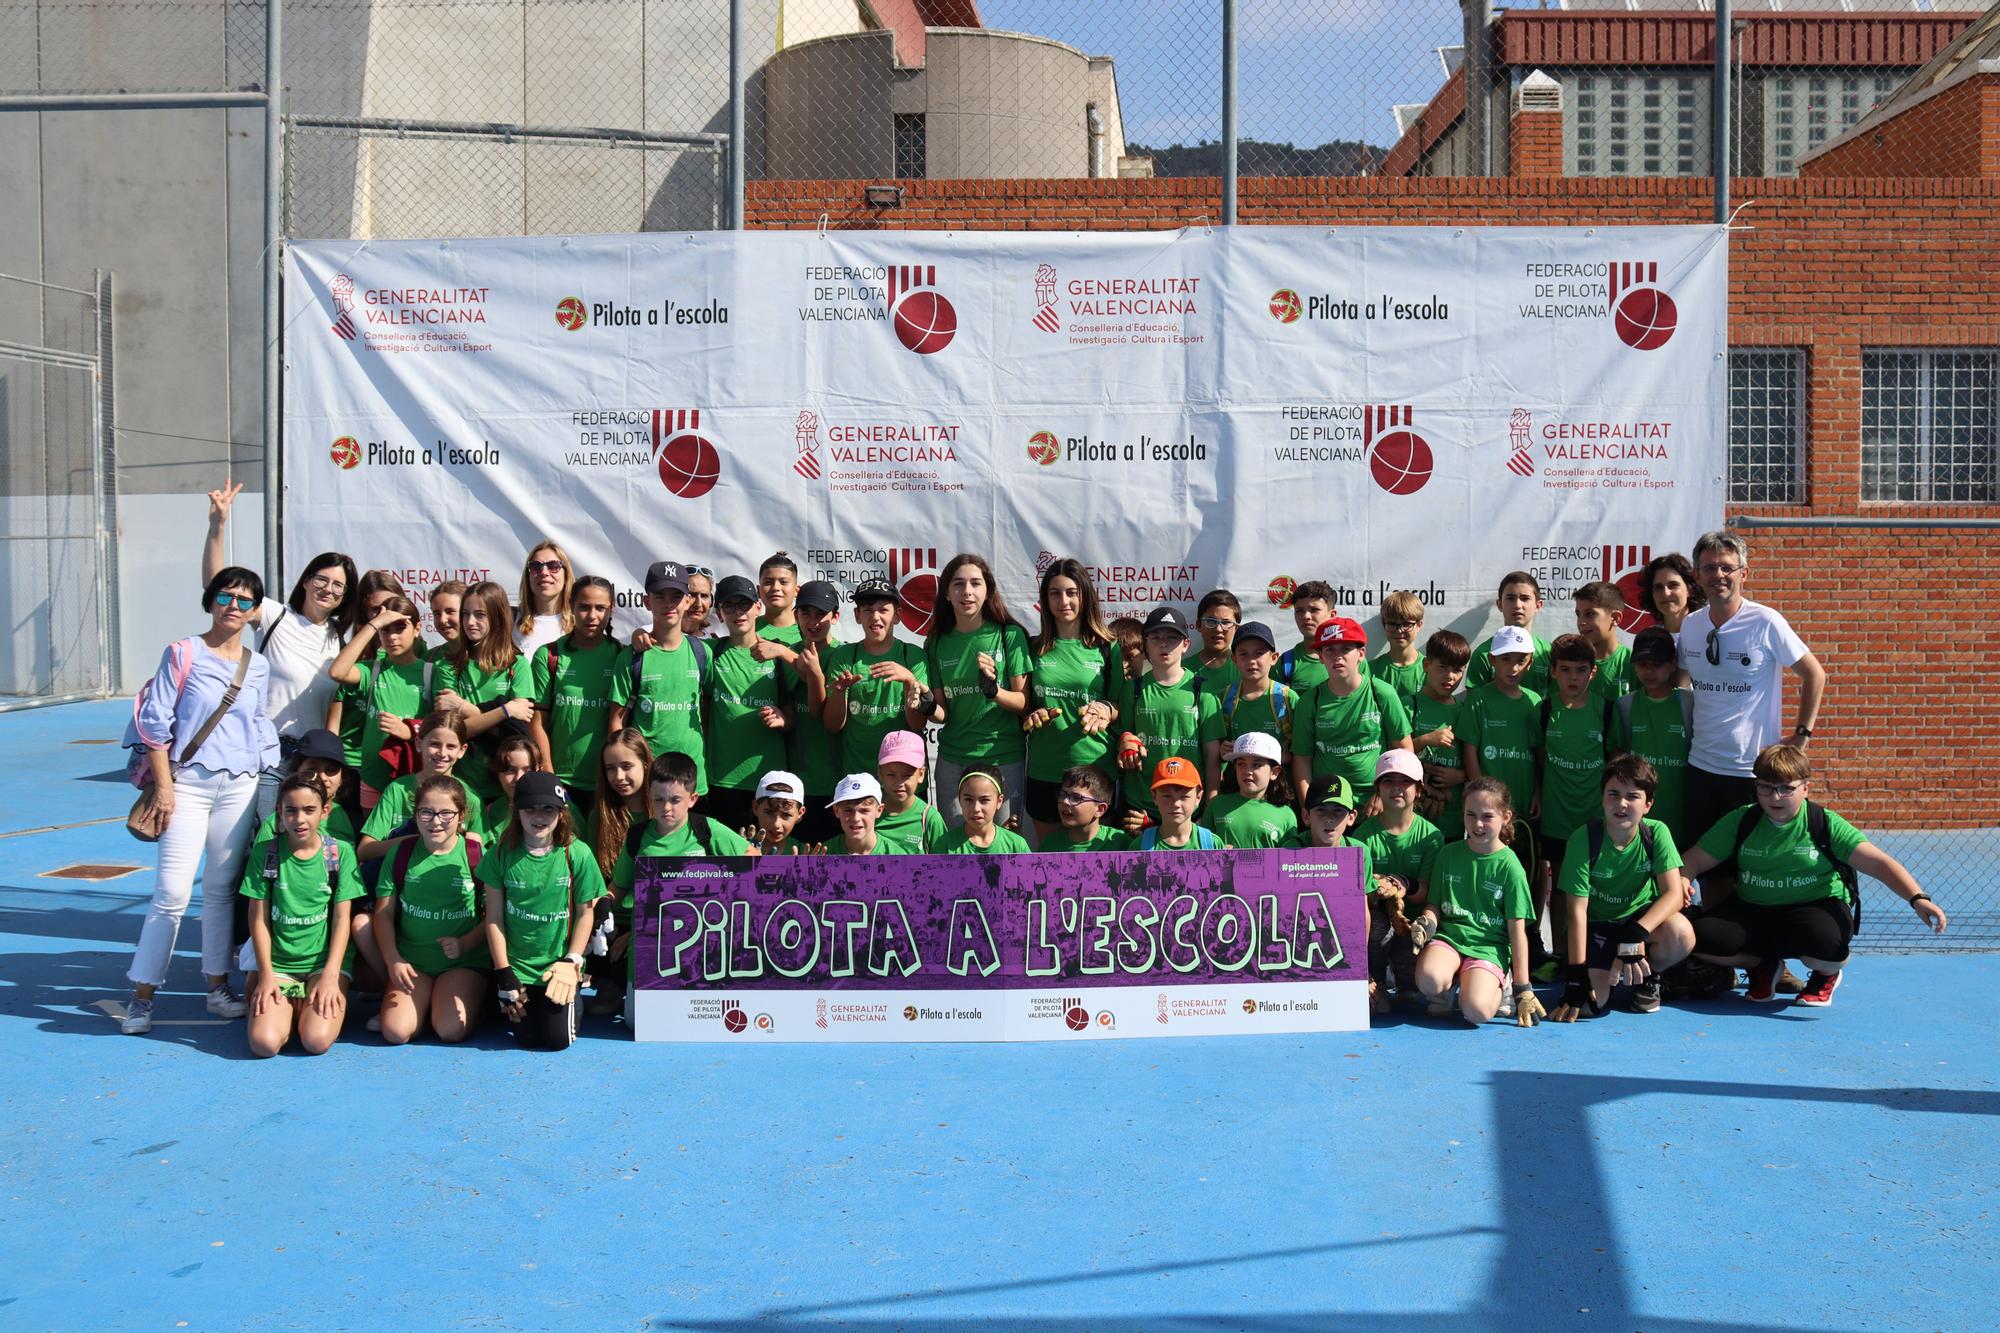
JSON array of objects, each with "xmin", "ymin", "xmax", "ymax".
[{"xmin": 227, "ymin": 544, "xmax": 1949, "ymax": 1053}]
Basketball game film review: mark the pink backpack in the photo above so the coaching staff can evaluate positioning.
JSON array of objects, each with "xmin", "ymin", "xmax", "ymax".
[{"xmin": 125, "ymin": 638, "xmax": 198, "ymax": 788}]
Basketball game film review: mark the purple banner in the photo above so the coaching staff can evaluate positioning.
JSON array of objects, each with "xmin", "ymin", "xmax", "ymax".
[{"xmin": 633, "ymin": 847, "xmax": 1367, "ymax": 992}]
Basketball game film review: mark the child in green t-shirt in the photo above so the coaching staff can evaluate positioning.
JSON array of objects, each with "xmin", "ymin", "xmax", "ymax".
[
  {"xmin": 935, "ymin": 767, "xmax": 1032, "ymax": 854},
  {"xmin": 375, "ymin": 772, "xmax": 491, "ymax": 1047},
  {"xmin": 1288, "ymin": 616, "xmax": 1413, "ymax": 801},
  {"xmin": 1548, "ymin": 754, "xmax": 1694, "ymax": 1022},
  {"xmin": 1354, "ymin": 749, "xmax": 1443, "ymax": 1011},
  {"xmin": 1040, "ymin": 764, "xmax": 1127, "ymax": 852},
  {"xmin": 1533, "ymin": 634, "xmax": 1615, "ymax": 977},
  {"xmin": 242, "ymin": 776, "xmax": 364, "ymax": 1058},
  {"xmin": 875, "ymin": 730, "xmax": 949, "ymax": 852},
  {"xmin": 1409, "ymin": 777, "xmax": 1544, "ymax": 1027},
  {"xmin": 1459, "ymin": 624, "xmax": 1542, "ymax": 861},
  {"xmin": 1368, "ymin": 589, "xmax": 1429, "ymax": 707},
  {"xmin": 357, "ymin": 712, "xmax": 485, "ymax": 864},
  {"xmin": 528, "ymin": 576, "xmax": 621, "ymax": 819},
  {"xmin": 1573, "ymin": 579, "xmax": 1634, "ymax": 706},
  {"xmin": 1191, "ymin": 588, "xmax": 1242, "ymax": 696},
  {"xmin": 1203, "ymin": 732, "xmax": 1297, "ymax": 849},
  {"xmin": 1114, "ymin": 605, "xmax": 1224, "ymax": 826},
  {"xmin": 326, "ymin": 595, "xmax": 432, "ymax": 809},
  {"xmin": 702, "ymin": 575, "xmax": 796, "ymax": 831},
  {"xmin": 1465, "ymin": 571, "xmax": 1553, "ymax": 698},
  {"xmin": 925, "ymin": 554, "xmax": 1034, "ymax": 826},
  {"xmin": 608, "ymin": 561, "xmax": 708, "ymax": 798},
  {"xmin": 1410, "ymin": 629, "xmax": 1470, "ymax": 839},
  {"xmin": 823, "ymin": 579, "xmax": 931, "ymax": 788},
  {"xmin": 1617, "ymin": 626, "xmax": 1695, "ymax": 847},
  {"xmin": 479, "ymin": 769, "xmax": 606, "ymax": 1050},
  {"xmin": 1131, "ymin": 756, "xmax": 1223, "ymax": 851},
  {"xmin": 826, "ymin": 773, "xmax": 919, "ymax": 855},
  {"xmin": 1221, "ymin": 620, "xmax": 1298, "ymax": 746},
  {"xmin": 745, "ymin": 769, "xmax": 810, "ymax": 855}
]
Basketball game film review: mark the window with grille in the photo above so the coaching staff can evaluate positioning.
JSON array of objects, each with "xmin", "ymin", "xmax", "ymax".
[
  {"xmin": 1729, "ymin": 349, "xmax": 1807, "ymax": 504},
  {"xmin": 1764, "ymin": 72, "xmax": 1908, "ymax": 176},
  {"xmin": 894, "ymin": 113, "xmax": 926, "ymax": 180},
  {"xmin": 1861, "ymin": 350, "xmax": 1998, "ymax": 503},
  {"xmin": 1565, "ymin": 72, "xmax": 1706, "ymax": 177}
]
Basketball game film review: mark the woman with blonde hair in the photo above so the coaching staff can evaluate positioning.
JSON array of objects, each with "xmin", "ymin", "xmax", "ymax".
[{"xmin": 515, "ymin": 539, "xmax": 576, "ymax": 655}]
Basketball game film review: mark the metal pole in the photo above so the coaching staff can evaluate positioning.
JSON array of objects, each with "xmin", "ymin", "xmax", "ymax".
[
  {"xmin": 1713, "ymin": 0, "xmax": 1731, "ymax": 223},
  {"xmin": 0, "ymin": 92, "xmax": 268, "ymax": 111},
  {"xmin": 1221, "ymin": 0, "xmax": 1237, "ymax": 223},
  {"xmin": 728, "ymin": 0, "xmax": 745, "ymax": 229},
  {"xmin": 1463, "ymin": 0, "xmax": 1491, "ymax": 176},
  {"xmin": 263, "ymin": 0, "xmax": 284, "ymax": 594}
]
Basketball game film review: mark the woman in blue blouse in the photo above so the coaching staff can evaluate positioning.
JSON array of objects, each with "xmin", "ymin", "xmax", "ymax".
[{"xmin": 120, "ymin": 566, "xmax": 282, "ymax": 1035}]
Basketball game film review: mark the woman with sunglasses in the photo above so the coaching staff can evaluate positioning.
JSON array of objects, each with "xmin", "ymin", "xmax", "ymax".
[
  {"xmin": 515, "ymin": 540, "xmax": 576, "ymax": 656},
  {"xmin": 119, "ymin": 565, "xmax": 282, "ymax": 1034},
  {"xmin": 200, "ymin": 482, "xmax": 359, "ymax": 817}
]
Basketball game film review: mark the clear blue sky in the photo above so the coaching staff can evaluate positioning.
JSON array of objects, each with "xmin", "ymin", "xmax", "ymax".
[{"xmin": 981, "ymin": 0, "xmax": 1467, "ymax": 148}]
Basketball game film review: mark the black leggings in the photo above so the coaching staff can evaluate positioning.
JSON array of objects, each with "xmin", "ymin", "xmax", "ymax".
[
  {"xmin": 1695, "ymin": 895, "xmax": 1853, "ymax": 966},
  {"xmin": 510, "ymin": 985, "xmax": 581, "ymax": 1049}
]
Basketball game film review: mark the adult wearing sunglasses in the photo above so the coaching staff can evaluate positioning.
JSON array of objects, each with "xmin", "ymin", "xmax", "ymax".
[
  {"xmin": 515, "ymin": 540, "xmax": 576, "ymax": 656},
  {"xmin": 201, "ymin": 482, "xmax": 359, "ymax": 817},
  {"xmin": 119, "ymin": 566, "xmax": 282, "ymax": 1034},
  {"xmin": 1676, "ymin": 530, "xmax": 1825, "ymax": 902}
]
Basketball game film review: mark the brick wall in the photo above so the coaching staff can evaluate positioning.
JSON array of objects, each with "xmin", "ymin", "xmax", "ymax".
[
  {"xmin": 748, "ymin": 175, "xmax": 2000, "ymax": 826},
  {"xmin": 1509, "ymin": 106, "xmax": 1564, "ymax": 178},
  {"xmin": 1802, "ymin": 73, "xmax": 2000, "ymax": 180}
]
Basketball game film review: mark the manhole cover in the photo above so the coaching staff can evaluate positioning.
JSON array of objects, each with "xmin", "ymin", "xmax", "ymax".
[{"xmin": 41, "ymin": 864, "xmax": 144, "ymax": 881}]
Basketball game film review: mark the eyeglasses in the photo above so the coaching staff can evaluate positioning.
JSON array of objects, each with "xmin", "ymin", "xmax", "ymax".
[
  {"xmin": 306, "ymin": 575, "xmax": 346, "ymax": 594},
  {"xmin": 213, "ymin": 593, "xmax": 257, "ymax": 611},
  {"xmin": 527, "ymin": 558, "xmax": 564, "ymax": 574},
  {"xmin": 1754, "ymin": 781, "xmax": 1803, "ymax": 798},
  {"xmin": 414, "ymin": 808, "xmax": 460, "ymax": 824},
  {"xmin": 1700, "ymin": 563, "xmax": 1743, "ymax": 579},
  {"xmin": 1058, "ymin": 790, "xmax": 1107, "ymax": 807},
  {"xmin": 1383, "ymin": 620, "xmax": 1422, "ymax": 630},
  {"xmin": 1197, "ymin": 616, "xmax": 1237, "ymax": 630}
]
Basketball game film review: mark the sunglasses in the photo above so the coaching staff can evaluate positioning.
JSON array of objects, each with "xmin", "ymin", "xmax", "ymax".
[
  {"xmin": 688, "ymin": 565, "xmax": 714, "ymax": 579},
  {"xmin": 214, "ymin": 593, "xmax": 257, "ymax": 611},
  {"xmin": 527, "ymin": 558, "xmax": 564, "ymax": 574}
]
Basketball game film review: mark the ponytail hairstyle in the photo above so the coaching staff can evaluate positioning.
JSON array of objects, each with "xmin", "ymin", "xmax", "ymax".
[
  {"xmin": 589, "ymin": 727, "xmax": 656, "ymax": 876},
  {"xmin": 452, "ymin": 580, "xmax": 520, "ymax": 674},
  {"xmin": 1462, "ymin": 776, "xmax": 1518, "ymax": 848},
  {"xmin": 501, "ymin": 795, "xmax": 576, "ymax": 853},
  {"xmin": 1032, "ymin": 557, "xmax": 1112, "ymax": 654},
  {"xmin": 927, "ymin": 552, "xmax": 1019, "ymax": 648},
  {"xmin": 517, "ymin": 539, "xmax": 577, "ymax": 639},
  {"xmin": 571, "ymin": 575, "xmax": 619, "ymax": 645},
  {"xmin": 274, "ymin": 772, "xmax": 329, "ymax": 814}
]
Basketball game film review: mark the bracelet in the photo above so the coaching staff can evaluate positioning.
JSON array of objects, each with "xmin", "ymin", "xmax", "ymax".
[
  {"xmin": 1910, "ymin": 894, "xmax": 1932, "ymax": 907},
  {"xmin": 560, "ymin": 952, "xmax": 584, "ymax": 967}
]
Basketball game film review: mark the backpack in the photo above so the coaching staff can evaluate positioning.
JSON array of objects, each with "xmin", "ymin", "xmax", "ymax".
[
  {"xmin": 624, "ymin": 812, "xmax": 719, "ymax": 858},
  {"xmin": 391, "ymin": 834, "xmax": 482, "ymax": 893},
  {"xmin": 1139, "ymin": 825, "xmax": 1221, "ymax": 851},
  {"xmin": 1725, "ymin": 802, "xmax": 1861, "ymax": 931},
  {"xmin": 124, "ymin": 637, "xmax": 200, "ymax": 785},
  {"xmin": 630, "ymin": 635, "xmax": 711, "ymax": 701},
  {"xmin": 1583, "ymin": 817, "xmax": 1658, "ymax": 876},
  {"xmin": 1615, "ymin": 688, "xmax": 1694, "ymax": 750},
  {"xmin": 1537, "ymin": 694, "xmax": 1618, "ymax": 753},
  {"xmin": 1223, "ymin": 681, "xmax": 1291, "ymax": 745},
  {"xmin": 264, "ymin": 836, "xmax": 343, "ymax": 890},
  {"xmin": 1277, "ymin": 648, "xmax": 1300, "ymax": 686}
]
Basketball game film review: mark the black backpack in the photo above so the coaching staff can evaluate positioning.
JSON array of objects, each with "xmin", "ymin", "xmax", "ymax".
[
  {"xmin": 629, "ymin": 635, "xmax": 711, "ymax": 699},
  {"xmin": 1583, "ymin": 817, "xmax": 1658, "ymax": 871},
  {"xmin": 1724, "ymin": 801, "xmax": 1861, "ymax": 931}
]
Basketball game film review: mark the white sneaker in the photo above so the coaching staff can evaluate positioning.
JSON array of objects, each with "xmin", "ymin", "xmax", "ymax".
[
  {"xmin": 1496, "ymin": 987, "xmax": 1516, "ymax": 1020},
  {"xmin": 120, "ymin": 998, "xmax": 155, "ymax": 1035},
  {"xmin": 1426, "ymin": 989, "xmax": 1454, "ymax": 1018},
  {"xmin": 365, "ymin": 1013, "xmax": 382, "ymax": 1033},
  {"xmin": 206, "ymin": 985, "xmax": 248, "ymax": 1019}
]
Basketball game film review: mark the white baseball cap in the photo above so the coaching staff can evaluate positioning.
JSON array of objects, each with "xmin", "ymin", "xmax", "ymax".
[
  {"xmin": 1374, "ymin": 749, "xmax": 1425, "ymax": 784},
  {"xmin": 1490, "ymin": 625, "xmax": 1535, "ymax": 657},
  {"xmin": 830, "ymin": 773, "xmax": 884, "ymax": 807},
  {"xmin": 754, "ymin": 770, "xmax": 805, "ymax": 802},
  {"xmin": 1229, "ymin": 731, "xmax": 1284, "ymax": 765}
]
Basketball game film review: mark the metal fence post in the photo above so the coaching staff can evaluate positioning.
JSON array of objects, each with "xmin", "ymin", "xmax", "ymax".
[
  {"xmin": 263, "ymin": 0, "xmax": 286, "ymax": 597},
  {"xmin": 1221, "ymin": 0, "xmax": 1238, "ymax": 224},
  {"xmin": 1463, "ymin": 0, "xmax": 1491, "ymax": 176},
  {"xmin": 1713, "ymin": 0, "xmax": 1731, "ymax": 223},
  {"xmin": 728, "ymin": 0, "xmax": 745, "ymax": 230}
]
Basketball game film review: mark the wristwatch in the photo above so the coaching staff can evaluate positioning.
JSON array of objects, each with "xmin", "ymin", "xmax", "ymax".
[
  {"xmin": 560, "ymin": 952, "xmax": 584, "ymax": 968},
  {"xmin": 1792, "ymin": 724, "xmax": 1814, "ymax": 738}
]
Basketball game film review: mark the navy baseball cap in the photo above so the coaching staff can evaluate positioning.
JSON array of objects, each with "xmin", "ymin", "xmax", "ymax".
[
  {"xmin": 645, "ymin": 560, "xmax": 690, "ymax": 595},
  {"xmin": 796, "ymin": 580, "xmax": 841, "ymax": 614},
  {"xmin": 1234, "ymin": 620, "xmax": 1278, "ymax": 652},
  {"xmin": 714, "ymin": 575, "xmax": 758, "ymax": 606}
]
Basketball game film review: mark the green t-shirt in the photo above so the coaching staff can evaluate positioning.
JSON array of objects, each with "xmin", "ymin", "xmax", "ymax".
[
  {"xmin": 1586, "ymin": 644, "xmax": 1635, "ymax": 707},
  {"xmin": 1466, "ymin": 632, "xmax": 1553, "ymax": 699},
  {"xmin": 1289, "ymin": 677, "xmax": 1412, "ymax": 792},
  {"xmin": 1618, "ymin": 690, "xmax": 1694, "ymax": 847},
  {"xmin": 1280, "ymin": 642, "xmax": 1327, "ymax": 694},
  {"xmin": 757, "ymin": 620, "xmax": 804, "ymax": 647},
  {"xmin": 238, "ymin": 837, "xmax": 366, "ymax": 975},
  {"xmin": 1409, "ymin": 690, "xmax": 1466, "ymax": 839},
  {"xmin": 1193, "ymin": 654, "xmax": 1240, "ymax": 698},
  {"xmin": 934, "ymin": 826, "xmax": 1032, "ymax": 855},
  {"xmin": 1426, "ymin": 839, "xmax": 1534, "ymax": 968},
  {"xmin": 1220, "ymin": 682, "xmax": 1297, "ymax": 747},
  {"xmin": 1354, "ymin": 813, "xmax": 1445, "ymax": 886},
  {"xmin": 702, "ymin": 641, "xmax": 790, "ymax": 793},
  {"xmin": 246, "ymin": 805, "xmax": 356, "ymax": 864},
  {"xmin": 360, "ymin": 773, "xmax": 484, "ymax": 846},
  {"xmin": 1369, "ymin": 653, "xmax": 1427, "ymax": 708},
  {"xmin": 1041, "ymin": 825, "xmax": 1129, "ymax": 852},
  {"xmin": 877, "ymin": 799, "xmax": 949, "ymax": 853},
  {"xmin": 430, "ymin": 654, "xmax": 531, "ymax": 804},
  {"xmin": 1559, "ymin": 819, "xmax": 1681, "ymax": 923},
  {"xmin": 386, "ymin": 841, "xmax": 492, "ymax": 976},
  {"xmin": 784, "ymin": 645, "xmax": 843, "ymax": 798},
  {"xmin": 1459, "ymin": 683, "xmax": 1542, "ymax": 820},
  {"xmin": 351, "ymin": 656, "xmax": 432, "ymax": 791},
  {"xmin": 833, "ymin": 835, "xmax": 920, "ymax": 856},
  {"xmin": 1696, "ymin": 805, "xmax": 1866, "ymax": 908},
  {"xmin": 1025, "ymin": 638, "xmax": 1121, "ymax": 781},
  {"xmin": 1118, "ymin": 672, "xmax": 1225, "ymax": 813},
  {"xmin": 823, "ymin": 639, "xmax": 929, "ymax": 779},
  {"xmin": 1539, "ymin": 696, "xmax": 1613, "ymax": 842},
  {"xmin": 1202, "ymin": 793, "xmax": 1297, "ymax": 849},
  {"xmin": 612, "ymin": 817, "xmax": 754, "ymax": 907},
  {"xmin": 529, "ymin": 633, "xmax": 621, "ymax": 791},
  {"xmin": 475, "ymin": 841, "xmax": 608, "ymax": 983},
  {"xmin": 928, "ymin": 622, "xmax": 1034, "ymax": 765},
  {"xmin": 610, "ymin": 638, "xmax": 708, "ymax": 794},
  {"xmin": 477, "ymin": 794, "xmax": 585, "ymax": 847}
]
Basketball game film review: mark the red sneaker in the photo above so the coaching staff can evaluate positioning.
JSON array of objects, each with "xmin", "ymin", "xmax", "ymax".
[
  {"xmin": 1745, "ymin": 958, "xmax": 1782, "ymax": 1003},
  {"xmin": 1794, "ymin": 970, "xmax": 1843, "ymax": 1008}
]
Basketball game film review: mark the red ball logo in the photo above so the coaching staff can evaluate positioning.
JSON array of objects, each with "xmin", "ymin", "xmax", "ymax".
[
  {"xmin": 722, "ymin": 1008, "xmax": 747, "ymax": 1033},
  {"xmin": 1368, "ymin": 428, "xmax": 1434, "ymax": 496},
  {"xmin": 555, "ymin": 296, "xmax": 587, "ymax": 331},
  {"xmin": 1266, "ymin": 575, "xmax": 1297, "ymax": 607},
  {"xmin": 1613, "ymin": 287, "xmax": 1677, "ymax": 351},
  {"xmin": 1064, "ymin": 1005, "xmax": 1090, "ymax": 1031},
  {"xmin": 329, "ymin": 436, "xmax": 362, "ymax": 471},
  {"xmin": 1242, "ymin": 998, "xmax": 1258, "ymax": 1015},
  {"xmin": 1612, "ymin": 567, "xmax": 1657, "ymax": 634},
  {"xmin": 657, "ymin": 431, "xmax": 721, "ymax": 500},
  {"xmin": 1027, "ymin": 431, "xmax": 1060, "ymax": 467},
  {"xmin": 1269, "ymin": 288, "xmax": 1302, "ymax": 324},
  {"xmin": 893, "ymin": 289, "xmax": 957, "ymax": 355},
  {"xmin": 896, "ymin": 572, "xmax": 938, "ymax": 638}
]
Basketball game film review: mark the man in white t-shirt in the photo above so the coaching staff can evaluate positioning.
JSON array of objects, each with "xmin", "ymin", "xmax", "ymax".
[{"xmin": 1676, "ymin": 528, "xmax": 1826, "ymax": 860}]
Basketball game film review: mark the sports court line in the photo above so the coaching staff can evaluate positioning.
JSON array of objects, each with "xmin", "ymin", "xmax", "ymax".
[
  {"xmin": 91, "ymin": 999, "xmax": 228, "ymax": 1028},
  {"xmin": 0, "ymin": 815, "xmax": 125, "ymax": 841}
]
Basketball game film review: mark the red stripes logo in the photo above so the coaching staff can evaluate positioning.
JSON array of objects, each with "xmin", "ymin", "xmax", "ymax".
[
  {"xmin": 651, "ymin": 408, "xmax": 699, "ymax": 456},
  {"xmin": 330, "ymin": 274, "xmax": 356, "ymax": 340},
  {"xmin": 794, "ymin": 410, "xmax": 821, "ymax": 481},
  {"xmin": 1033, "ymin": 305, "xmax": 1060, "ymax": 333},
  {"xmin": 1608, "ymin": 261, "xmax": 1659, "ymax": 303},
  {"xmin": 332, "ymin": 315, "xmax": 356, "ymax": 341},
  {"xmin": 1363, "ymin": 404, "xmax": 1412, "ymax": 443},
  {"xmin": 887, "ymin": 264, "xmax": 936, "ymax": 308},
  {"xmin": 1507, "ymin": 452, "xmax": 1535, "ymax": 477},
  {"xmin": 888, "ymin": 547, "xmax": 936, "ymax": 586}
]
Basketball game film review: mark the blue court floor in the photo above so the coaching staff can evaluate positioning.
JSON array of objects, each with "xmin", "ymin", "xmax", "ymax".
[{"xmin": 1, "ymin": 702, "xmax": 1995, "ymax": 1331}]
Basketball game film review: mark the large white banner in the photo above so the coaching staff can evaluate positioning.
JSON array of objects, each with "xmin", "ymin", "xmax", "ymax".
[{"xmin": 284, "ymin": 227, "xmax": 1725, "ymax": 637}]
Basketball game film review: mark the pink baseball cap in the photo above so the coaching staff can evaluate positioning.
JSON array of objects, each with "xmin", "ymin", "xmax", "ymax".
[
  {"xmin": 1374, "ymin": 750, "xmax": 1425, "ymax": 784},
  {"xmin": 877, "ymin": 730, "xmax": 927, "ymax": 769}
]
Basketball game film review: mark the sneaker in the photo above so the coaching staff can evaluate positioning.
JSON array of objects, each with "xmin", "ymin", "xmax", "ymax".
[
  {"xmin": 1629, "ymin": 978, "xmax": 1662, "ymax": 1014},
  {"xmin": 1794, "ymin": 970, "xmax": 1843, "ymax": 1008},
  {"xmin": 1496, "ymin": 987, "xmax": 1516, "ymax": 1020},
  {"xmin": 1745, "ymin": 958, "xmax": 1783, "ymax": 1003},
  {"xmin": 365, "ymin": 1013, "xmax": 383, "ymax": 1033},
  {"xmin": 1426, "ymin": 989, "xmax": 1455, "ymax": 1018},
  {"xmin": 1777, "ymin": 965, "xmax": 1807, "ymax": 996},
  {"xmin": 120, "ymin": 998, "xmax": 154, "ymax": 1035},
  {"xmin": 206, "ymin": 985, "xmax": 248, "ymax": 1019}
]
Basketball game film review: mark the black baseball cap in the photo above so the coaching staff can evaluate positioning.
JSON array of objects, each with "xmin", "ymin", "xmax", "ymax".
[
  {"xmin": 1234, "ymin": 620, "xmax": 1278, "ymax": 652},
  {"xmin": 513, "ymin": 771, "xmax": 569, "ymax": 810},
  {"xmin": 853, "ymin": 577, "xmax": 898, "ymax": 605},
  {"xmin": 645, "ymin": 560, "xmax": 690, "ymax": 595},
  {"xmin": 293, "ymin": 728, "xmax": 344, "ymax": 764},
  {"xmin": 714, "ymin": 575, "xmax": 759, "ymax": 606},
  {"xmin": 796, "ymin": 580, "xmax": 841, "ymax": 614},
  {"xmin": 1632, "ymin": 625, "xmax": 1678, "ymax": 664},
  {"xmin": 1306, "ymin": 775, "xmax": 1358, "ymax": 812},
  {"xmin": 1143, "ymin": 606, "xmax": 1190, "ymax": 640}
]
